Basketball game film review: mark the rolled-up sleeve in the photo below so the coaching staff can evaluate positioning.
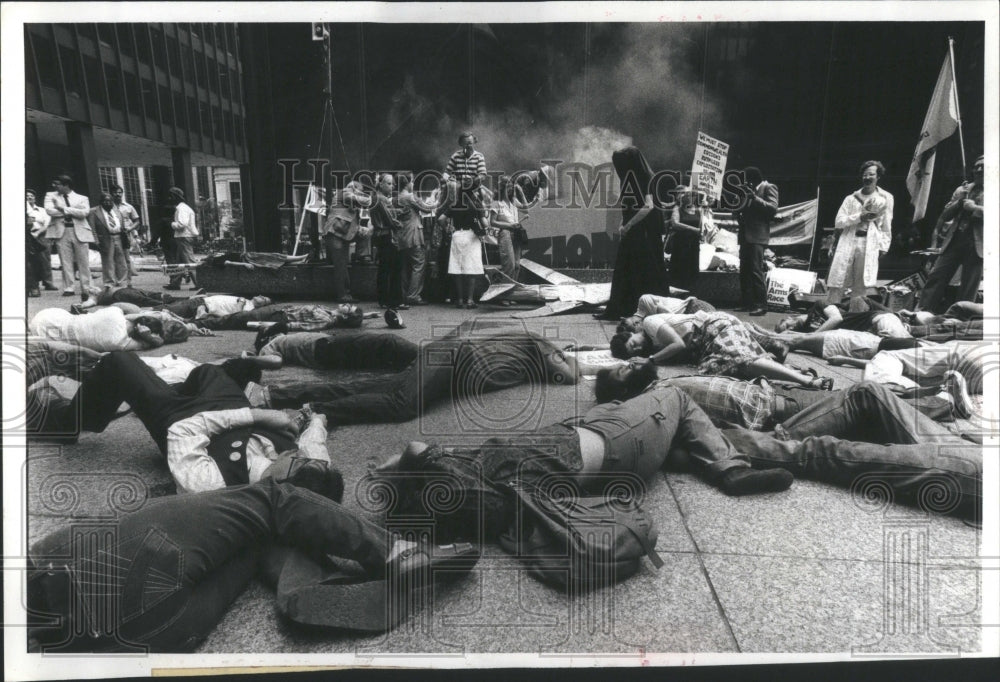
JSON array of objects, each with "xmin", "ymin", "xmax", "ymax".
[{"xmin": 166, "ymin": 407, "xmax": 255, "ymax": 493}]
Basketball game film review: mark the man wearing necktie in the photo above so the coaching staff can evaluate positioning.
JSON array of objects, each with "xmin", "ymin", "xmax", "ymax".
[
  {"xmin": 43, "ymin": 174, "xmax": 95, "ymax": 298},
  {"xmin": 89, "ymin": 191, "xmax": 132, "ymax": 288}
]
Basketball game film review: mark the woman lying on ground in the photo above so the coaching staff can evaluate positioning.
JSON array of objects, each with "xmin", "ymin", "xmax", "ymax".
[
  {"xmin": 775, "ymin": 294, "xmax": 910, "ymax": 338},
  {"xmin": 610, "ymin": 310, "xmax": 834, "ymax": 389}
]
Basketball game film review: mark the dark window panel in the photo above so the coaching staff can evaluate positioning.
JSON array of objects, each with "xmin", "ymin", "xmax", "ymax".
[
  {"xmin": 33, "ymin": 34, "xmax": 60, "ymax": 88},
  {"xmin": 229, "ymin": 181, "xmax": 241, "ymax": 205},
  {"xmin": 196, "ymin": 167, "xmax": 210, "ymax": 197},
  {"xmin": 25, "ymin": 37, "xmax": 39, "ymax": 88},
  {"xmin": 122, "ymin": 167, "xmax": 142, "ymax": 214},
  {"xmin": 159, "ymin": 84, "xmax": 174, "ymax": 125},
  {"xmin": 174, "ymin": 91, "xmax": 187, "ymax": 128},
  {"xmin": 150, "ymin": 27, "xmax": 167, "ymax": 68},
  {"xmin": 77, "ymin": 24, "xmax": 97, "ymax": 45},
  {"xmin": 116, "ymin": 25, "xmax": 134, "ymax": 57},
  {"xmin": 233, "ymin": 114, "xmax": 244, "ymax": 147},
  {"xmin": 212, "ymin": 105, "xmax": 223, "ymax": 140},
  {"xmin": 219, "ymin": 63, "xmax": 230, "ymax": 98},
  {"xmin": 97, "ymin": 24, "xmax": 115, "ymax": 48},
  {"xmin": 230, "ymin": 67, "xmax": 241, "ymax": 101},
  {"xmin": 204, "ymin": 25, "xmax": 214, "ymax": 47},
  {"xmin": 99, "ymin": 167, "xmax": 116, "ymax": 193},
  {"xmin": 200, "ymin": 100, "xmax": 212, "ymax": 135},
  {"xmin": 124, "ymin": 71, "xmax": 142, "ymax": 114},
  {"xmin": 58, "ymin": 45, "xmax": 84, "ymax": 98},
  {"xmin": 136, "ymin": 26, "xmax": 152, "ymax": 64},
  {"xmin": 195, "ymin": 54, "xmax": 207, "ymax": 86},
  {"xmin": 167, "ymin": 35, "xmax": 181, "ymax": 75},
  {"xmin": 189, "ymin": 23, "xmax": 201, "ymax": 40},
  {"xmin": 214, "ymin": 24, "xmax": 226, "ymax": 51},
  {"xmin": 206, "ymin": 57, "xmax": 219, "ymax": 92},
  {"xmin": 224, "ymin": 110, "xmax": 234, "ymax": 145},
  {"xmin": 184, "ymin": 49, "xmax": 196, "ymax": 83},
  {"xmin": 226, "ymin": 25, "xmax": 237, "ymax": 53},
  {"xmin": 82, "ymin": 54, "xmax": 104, "ymax": 104},
  {"xmin": 187, "ymin": 96, "xmax": 201, "ymax": 135},
  {"xmin": 104, "ymin": 63, "xmax": 123, "ymax": 109},
  {"xmin": 141, "ymin": 78, "xmax": 157, "ymax": 119}
]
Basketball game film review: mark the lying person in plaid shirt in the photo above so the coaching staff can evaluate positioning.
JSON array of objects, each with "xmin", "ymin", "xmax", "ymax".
[{"xmin": 592, "ymin": 359, "xmax": 981, "ymax": 520}]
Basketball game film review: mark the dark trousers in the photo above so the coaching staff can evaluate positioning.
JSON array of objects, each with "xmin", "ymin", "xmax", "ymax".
[
  {"xmin": 27, "ymin": 479, "xmax": 389, "ymax": 652},
  {"xmin": 169, "ymin": 238, "xmax": 197, "ymax": 287},
  {"xmin": 919, "ymin": 229, "xmax": 983, "ymax": 313},
  {"xmin": 739, "ymin": 243, "xmax": 767, "ymax": 308},
  {"xmin": 101, "ymin": 287, "xmax": 185, "ymax": 308},
  {"xmin": 323, "ymin": 233, "xmax": 352, "ymax": 301},
  {"xmin": 197, "ymin": 303, "xmax": 292, "ymax": 330},
  {"xmin": 63, "ymin": 351, "xmax": 249, "ymax": 451},
  {"xmin": 27, "ymin": 340, "xmax": 104, "ymax": 387},
  {"xmin": 723, "ymin": 381, "xmax": 981, "ymax": 519},
  {"xmin": 27, "ymin": 233, "xmax": 51, "ymax": 290},
  {"xmin": 264, "ymin": 334, "xmax": 419, "ymax": 389},
  {"xmin": 374, "ymin": 234, "xmax": 403, "ymax": 307}
]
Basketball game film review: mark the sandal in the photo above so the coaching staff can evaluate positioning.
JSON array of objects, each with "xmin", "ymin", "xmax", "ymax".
[{"xmin": 814, "ymin": 376, "xmax": 834, "ymax": 391}]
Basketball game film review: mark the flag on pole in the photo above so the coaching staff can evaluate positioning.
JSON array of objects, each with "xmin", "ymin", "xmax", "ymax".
[
  {"xmin": 906, "ymin": 52, "xmax": 959, "ymax": 221},
  {"xmin": 303, "ymin": 184, "xmax": 327, "ymax": 214}
]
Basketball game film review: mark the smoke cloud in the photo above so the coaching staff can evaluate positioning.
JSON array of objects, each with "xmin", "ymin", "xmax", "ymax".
[{"xmin": 371, "ymin": 23, "xmax": 724, "ymax": 186}]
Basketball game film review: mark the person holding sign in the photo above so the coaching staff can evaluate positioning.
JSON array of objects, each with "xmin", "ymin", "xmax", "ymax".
[
  {"xmin": 598, "ymin": 146, "xmax": 671, "ymax": 320},
  {"xmin": 735, "ymin": 167, "xmax": 779, "ymax": 316},
  {"xmin": 826, "ymin": 160, "xmax": 894, "ymax": 305}
]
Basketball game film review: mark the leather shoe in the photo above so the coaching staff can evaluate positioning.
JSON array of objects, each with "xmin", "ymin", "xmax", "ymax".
[
  {"xmin": 264, "ymin": 455, "xmax": 344, "ymax": 503},
  {"xmin": 733, "ymin": 304, "xmax": 753, "ymax": 312},
  {"xmin": 749, "ymin": 307, "xmax": 768, "ymax": 316},
  {"xmin": 61, "ymin": 290, "xmax": 76, "ymax": 297},
  {"xmin": 721, "ymin": 468, "xmax": 793, "ymax": 496}
]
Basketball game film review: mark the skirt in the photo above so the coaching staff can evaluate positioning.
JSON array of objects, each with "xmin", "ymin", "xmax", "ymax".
[
  {"xmin": 448, "ymin": 229, "xmax": 484, "ymax": 275},
  {"xmin": 690, "ymin": 313, "xmax": 768, "ymax": 376}
]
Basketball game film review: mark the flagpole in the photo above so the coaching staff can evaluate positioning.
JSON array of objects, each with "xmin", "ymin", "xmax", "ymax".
[
  {"xmin": 291, "ymin": 185, "xmax": 311, "ymax": 256},
  {"xmin": 807, "ymin": 187, "xmax": 820, "ymax": 270},
  {"xmin": 947, "ymin": 37, "xmax": 968, "ymax": 174}
]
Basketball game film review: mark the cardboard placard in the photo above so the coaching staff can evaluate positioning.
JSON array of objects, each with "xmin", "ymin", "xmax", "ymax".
[{"xmin": 766, "ymin": 267, "xmax": 818, "ymax": 310}]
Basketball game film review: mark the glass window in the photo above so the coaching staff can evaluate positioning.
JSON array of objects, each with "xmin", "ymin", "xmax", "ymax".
[
  {"xmin": 233, "ymin": 114, "xmax": 244, "ymax": 147},
  {"xmin": 32, "ymin": 34, "xmax": 61, "ymax": 88},
  {"xmin": 212, "ymin": 106, "xmax": 224, "ymax": 140},
  {"xmin": 226, "ymin": 25, "xmax": 238, "ymax": 54},
  {"xmin": 173, "ymin": 91, "xmax": 187, "ymax": 128},
  {"xmin": 82, "ymin": 54, "xmax": 104, "ymax": 103},
  {"xmin": 206, "ymin": 57, "xmax": 218, "ymax": 92},
  {"xmin": 189, "ymin": 23, "xmax": 201, "ymax": 40},
  {"xmin": 229, "ymin": 181, "xmax": 241, "ymax": 205},
  {"xmin": 25, "ymin": 38, "xmax": 39, "ymax": 87},
  {"xmin": 223, "ymin": 111, "xmax": 234, "ymax": 145},
  {"xmin": 141, "ymin": 78, "xmax": 157, "ymax": 119},
  {"xmin": 97, "ymin": 24, "xmax": 116, "ymax": 48},
  {"xmin": 183, "ymin": 49, "xmax": 196, "ymax": 84},
  {"xmin": 215, "ymin": 24, "xmax": 227, "ymax": 50},
  {"xmin": 124, "ymin": 71, "xmax": 142, "ymax": 113},
  {"xmin": 203, "ymin": 24, "xmax": 214, "ymax": 48},
  {"xmin": 122, "ymin": 167, "xmax": 142, "ymax": 212},
  {"xmin": 200, "ymin": 101, "xmax": 212, "ymax": 135},
  {"xmin": 159, "ymin": 85, "xmax": 174, "ymax": 125},
  {"xmin": 218, "ymin": 63, "xmax": 230, "ymax": 98},
  {"xmin": 195, "ymin": 54, "xmax": 207, "ymax": 86},
  {"xmin": 116, "ymin": 25, "xmax": 134, "ymax": 57},
  {"xmin": 167, "ymin": 35, "xmax": 180, "ymax": 75},
  {"xmin": 135, "ymin": 26, "xmax": 151, "ymax": 64},
  {"xmin": 230, "ymin": 68, "xmax": 241, "ymax": 101},
  {"xmin": 59, "ymin": 45, "xmax": 83, "ymax": 98},
  {"xmin": 150, "ymin": 27, "xmax": 167, "ymax": 68},
  {"xmin": 187, "ymin": 96, "xmax": 201, "ymax": 135},
  {"xmin": 99, "ymin": 167, "xmax": 117, "ymax": 194},
  {"xmin": 196, "ymin": 167, "xmax": 210, "ymax": 197},
  {"xmin": 104, "ymin": 64, "xmax": 123, "ymax": 109},
  {"xmin": 76, "ymin": 24, "xmax": 97, "ymax": 46}
]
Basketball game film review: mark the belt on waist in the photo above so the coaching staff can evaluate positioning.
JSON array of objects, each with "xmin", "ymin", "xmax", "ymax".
[
  {"xmin": 855, "ymin": 230, "xmax": 868, "ymax": 237},
  {"xmin": 454, "ymin": 226, "xmax": 472, "ymax": 231},
  {"xmin": 770, "ymin": 395, "xmax": 797, "ymax": 427}
]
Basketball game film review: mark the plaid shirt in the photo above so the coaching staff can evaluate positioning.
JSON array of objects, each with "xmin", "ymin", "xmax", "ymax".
[{"xmin": 649, "ymin": 375, "xmax": 774, "ymax": 430}]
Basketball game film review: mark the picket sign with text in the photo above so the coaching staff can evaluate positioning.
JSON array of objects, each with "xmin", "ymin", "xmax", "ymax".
[
  {"xmin": 766, "ymin": 267, "xmax": 818, "ymax": 310},
  {"xmin": 691, "ymin": 132, "xmax": 730, "ymax": 203}
]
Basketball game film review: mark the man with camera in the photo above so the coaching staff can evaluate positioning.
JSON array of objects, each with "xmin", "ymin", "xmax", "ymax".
[{"xmin": 735, "ymin": 166, "xmax": 779, "ymax": 316}]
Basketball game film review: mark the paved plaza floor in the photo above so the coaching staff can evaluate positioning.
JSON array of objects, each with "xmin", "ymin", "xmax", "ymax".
[{"xmin": 19, "ymin": 271, "xmax": 985, "ymax": 660}]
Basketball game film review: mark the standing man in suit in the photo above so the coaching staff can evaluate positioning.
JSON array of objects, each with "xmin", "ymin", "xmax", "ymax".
[
  {"xmin": 44, "ymin": 174, "xmax": 95, "ymax": 298},
  {"xmin": 88, "ymin": 191, "xmax": 131, "ymax": 288},
  {"xmin": 918, "ymin": 155, "xmax": 985, "ymax": 313},
  {"xmin": 165, "ymin": 187, "xmax": 200, "ymax": 290},
  {"xmin": 735, "ymin": 167, "xmax": 779, "ymax": 316}
]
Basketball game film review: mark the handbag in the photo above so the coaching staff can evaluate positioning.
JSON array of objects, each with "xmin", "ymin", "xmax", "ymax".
[{"xmin": 497, "ymin": 480, "xmax": 663, "ymax": 590}]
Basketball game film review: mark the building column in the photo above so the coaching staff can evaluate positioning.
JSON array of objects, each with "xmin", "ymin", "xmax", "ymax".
[
  {"xmin": 148, "ymin": 165, "xmax": 174, "ymax": 230},
  {"xmin": 171, "ymin": 147, "xmax": 193, "ymax": 201},
  {"xmin": 65, "ymin": 121, "xmax": 100, "ymax": 201},
  {"xmin": 26, "ymin": 123, "xmax": 46, "ymax": 196}
]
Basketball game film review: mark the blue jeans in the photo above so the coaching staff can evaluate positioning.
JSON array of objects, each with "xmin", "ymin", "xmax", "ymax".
[
  {"xmin": 722, "ymin": 382, "xmax": 981, "ymax": 519},
  {"xmin": 27, "ymin": 480, "xmax": 389, "ymax": 652}
]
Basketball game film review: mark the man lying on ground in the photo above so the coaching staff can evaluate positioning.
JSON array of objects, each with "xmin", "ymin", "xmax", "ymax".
[
  {"xmin": 70, "ymin": 284, "xmax": 201, "ymax": 313},
  {"xmin": 27, "ymin": 478, "xmax": 479, "ymax": 651},
  {"xmin": 250, "ymin": 320, "xmax": 579, "ymax": 425},
  {"xmin": 896, "ymin": 301, "xmax": 984, "ymax": 342},
  {"xmin": 768, "ymin": 328, "xmax": 920, "ymax": 362},
  {"xmin": 615, "ymin": 293, "xmax": 718, "ymax": 334},
  {"xmin": 27, "ymin": 351, "xmax": 343, "ymax": 497},
  {"xmin": 594, "ymin": 359, "xmax": 973, "ymax": 428},
  {"xmin": 776, "ymin": 293, "xmax": 910, "ymax": 338},
  {"xmin": 374, "ymin": 377, "xmax": 980, "ymax": 548},
  {"xmin": 196, "ymin": 302, "xmax": 367, "ymax": 331},
  {"xmin": 249, "ymin": 326, "xmax": 418, "ymax": 371}
]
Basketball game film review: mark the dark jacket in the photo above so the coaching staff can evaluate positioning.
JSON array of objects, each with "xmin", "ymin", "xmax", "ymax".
[{"xmin": 736, "ymin": 181, "xmax": 779, "ymax": 245}]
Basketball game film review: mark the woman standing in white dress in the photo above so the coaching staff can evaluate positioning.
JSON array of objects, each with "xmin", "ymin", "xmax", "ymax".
[{"xmin": 445, "ymin": 185, "xmax": 486, "ymax": 309}]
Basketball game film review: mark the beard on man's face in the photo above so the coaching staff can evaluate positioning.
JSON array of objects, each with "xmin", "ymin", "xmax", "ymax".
[{"xmin": 624, "ymin": 361, "xmax": 659, "ymax": 397}]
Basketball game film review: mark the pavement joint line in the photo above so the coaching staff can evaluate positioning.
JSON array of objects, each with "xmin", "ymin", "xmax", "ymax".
[{"xmin": 662, "ymin": 471, "xmax": 743, "ymax": 652}]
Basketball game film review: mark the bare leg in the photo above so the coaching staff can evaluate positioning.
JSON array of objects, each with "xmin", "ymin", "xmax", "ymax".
[
  {"xmin": 781, "ymin": 333, "xmax": 827, "ymax": 358},
  {"xmin": 825, "ymin": 286, "xmax": 844, "ymax": 305},
  {"xmin": 826, "ymin": 355, "xmax": 868, "ymax": 368},
  {"xmin": 740, "ymin": 358, "xmax": 825, "ymax": 388}
]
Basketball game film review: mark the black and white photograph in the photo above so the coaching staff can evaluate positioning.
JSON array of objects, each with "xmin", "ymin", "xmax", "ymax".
[{"xmin": 3, "ymin": 1, "xmax": 998, "ymax": 678}]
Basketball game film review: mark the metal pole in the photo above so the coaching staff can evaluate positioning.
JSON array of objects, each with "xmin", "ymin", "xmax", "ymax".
[
  {"xmin": 947, "ymin": 37, "xmax": 968, "ymax": 176},
  {"xmin": 806, "ymin": 187, "xmax": 820, "ymax": 270}
]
